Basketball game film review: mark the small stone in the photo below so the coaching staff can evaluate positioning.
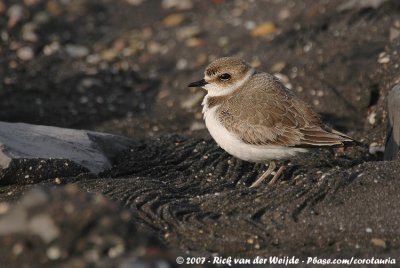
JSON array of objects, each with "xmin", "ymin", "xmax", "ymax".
[
  {"xmin": 371, "ymin": 238, "xmax": 386, "ymax": 248},
  {"xmin": 108, "ymin": 243, "xmax": 125, "ymax": 258},
  {"xmin": 270, "ymin": 62, "xmax": 286, "ymax": 73},
  {"xmin": 47, "ymin": 246, "xmax": 61, "ymax": 260},
  {"xmin": 369, "ymin": 142, "xmax": 385, "ymax": 154},
  {"xmin": 278, "ymin": 9, "xmax": 290, "ymax": 20},
  {"xmin": 7, "ymin": 5, "xmax": 24, "ymax": 28},
  {"xmin": 303, "ymin": 42, "xmax": 313, "ymax": 52},
  {"xmin": 17, "ymin": 46, "xmax": 34, "ymax": 61},
  {"xmin": 162, "ymin": 0, "xmax": 193, "ymax": 10},
  {"xmin": 250, "ymin": 21, "xmax": 277, "ymax": 37},
  {"xmin": 12, "ymin": 243, "xmax": 24, "ymax": 256},
  {"xmin": 43, "ymin": 41, "xmax": 60, "ymax": 56},
  {"xmin": 65, "ymin": 44, "xmax": 89, "ymax": 58},
  {"xmin": 368, "ymin": 110, "xmax": 376, "ymax": 125},
  {"xmin": 244, "ymin": 21, "xmax": 256, "ymax": 30},
  {"xmin": 378, "ymin": 52, "xmax": 390, "ymax": 64},
  {"xmin": 147, "ymin": 41, "xmax": 162, "ymax": 54},
  {"xmin": 163, "ymin": 13, "xmax": 185, "ymax": 27},
  {"xmin": 185, "ymin": 37, "xmax": 204, "ymax": 48},
  {"xmin": 101, "ymin": 49, "xmax": 117, "ymax": 61},
  {"xmin": 176, "ymin": 26, "xmax": 201, "ymax": 40},
  {"xmin": 85, "ymin": 54, "xmax": 100, "ymax": 64},
  {"xmin": 22, "ymin": 23, "xmax": 38, "ymax": 42},
  {"xmin": 366, "ymin": 227, "xmax": 373, "ymax": 233}
]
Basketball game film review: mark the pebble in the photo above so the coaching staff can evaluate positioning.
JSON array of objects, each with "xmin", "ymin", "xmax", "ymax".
[
  {"xmin": 270, "ymin": 62, "xmax": 286, "ymax": 73},
  {"xmin": 12, "ymin": 243, "xmax": 24, "ymax": 256},
  {"xmin": 86, "ymin": 54, "xmax": 101, "ymax": 64},
  {"xmin": 378, "ymin": 52, "xmax": 390, "ymax": 64},
  {"xmin": 163, "ymin": 13, "xmax": 185, "ymax": 27},
  {"xmin": 47, "ymin": 246, "xmax": 61, "ymax": 260},
  {"xmin": 278, "ymin": 9, "xmax": 290, "ymax": 20},
  {"xmin": 17, "ymin": 46, "xmax": 34, "ymax": 61},
  {"xmin": 147, "ymin": 41, "xmax": 162, "ymax": 54},
  {"xmin": 250, "ymin": 21, "xmax": 277, "ymax": 37},
  {"xmin": 370, "ymin": 238, "xmax": 386, "ymax": 248},
  {"xmin": 22, "ymin": 23, "xmax": 38, "ymax": 42},
  {"xmin": 7, "ymin": 4, "xmax": 24, "ymax": 28},
  {"xmin": 369, "ymin": 142, "xmax": 385, "ymax": 154},
  {"xmin": 43, "ymin": 41, "xmax": 60, "ymax": 55},
  {"xmin": 162, "ymin": 0, "xmax": 193, "ymax": 10},
  {"xmin": 185, "ymin": 37, "xmax": 204, "ymax": 48},
  {"xmin": 176, "ymin": 26, "xmax": 201, "ymax": 40},
  {"xmin": 65, "ymin": 44, "xmax": 89, "ymax": 58},
  {"xmin": 368, "ymin": 110, "xmax": 376, "ymax": 125},
  {"xmin": 244, "ymin": 21, "xmax": 256, "ymax": 30}
]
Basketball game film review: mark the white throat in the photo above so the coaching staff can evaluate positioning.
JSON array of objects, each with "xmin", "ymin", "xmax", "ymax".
[{"xmin": 202, "ymin": 68, "xmax": 255, "ymax": 97}]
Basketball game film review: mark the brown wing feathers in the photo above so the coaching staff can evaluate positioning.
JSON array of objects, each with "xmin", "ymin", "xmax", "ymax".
[{"xmin": 216, "ymin": 73, "xmax": 355, "ymax": 148}]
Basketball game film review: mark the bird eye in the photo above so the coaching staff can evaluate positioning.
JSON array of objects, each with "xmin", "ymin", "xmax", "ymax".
[{"xmin": 219, "ymin": 73, "xmax": 231, "ymax": 81}]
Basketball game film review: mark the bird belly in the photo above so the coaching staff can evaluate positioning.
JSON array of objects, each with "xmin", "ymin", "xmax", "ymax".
[{"xmin": 203, "ymin": 106, "xmax": 308, "ymax": 162}]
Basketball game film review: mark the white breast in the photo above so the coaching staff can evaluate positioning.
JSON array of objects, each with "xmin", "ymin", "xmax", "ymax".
[{"xmin": 202, "ymin": 101, "xmax": 308, "ymax": 162}]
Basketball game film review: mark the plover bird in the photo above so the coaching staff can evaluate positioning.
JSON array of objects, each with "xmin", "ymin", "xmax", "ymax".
[{"xmin": 188, "ymin": 57, "xmax": 355, "ymax": 187}]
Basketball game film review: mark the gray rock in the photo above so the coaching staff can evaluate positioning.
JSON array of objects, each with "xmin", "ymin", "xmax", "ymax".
[
  {"xmin": 385, "ymin": 84, "xmax": 400, "ymax": 160},
  {"xmin": 0, "ymin": 122, "xmax": 135, "ymax": 179}
]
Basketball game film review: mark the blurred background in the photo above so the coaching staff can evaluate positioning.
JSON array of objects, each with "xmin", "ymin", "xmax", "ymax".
[
  {"xmin": 1, "ymin": 1, "xmax": 400, "ymax": 266},
  {"xmin": 0, "ymin": 0, "xmax": 399, "ymax": 146}
]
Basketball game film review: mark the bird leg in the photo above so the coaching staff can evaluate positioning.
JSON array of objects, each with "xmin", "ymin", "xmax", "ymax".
[
  {"xmin": 250, "ymin": 161, "xmax": 276, "ymax": 188},
  {"xmin": 268, "ymin": 165, "xmax": 285, "ymax": 185}
]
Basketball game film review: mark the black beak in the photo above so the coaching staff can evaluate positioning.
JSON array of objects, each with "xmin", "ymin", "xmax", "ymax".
[{"xmin": 188, "ymin": 79, "xmax": 208, "ymax": 87}]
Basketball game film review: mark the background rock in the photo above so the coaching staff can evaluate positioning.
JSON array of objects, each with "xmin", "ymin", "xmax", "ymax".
[{"xmin": 0, "ymin": 122, "xmax": 135, "ymax": 185}]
